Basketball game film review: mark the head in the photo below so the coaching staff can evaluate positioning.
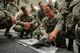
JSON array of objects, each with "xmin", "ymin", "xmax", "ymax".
[
  {"xmin": 30, "ymin": 3, "xmax": 35, "ymax": 10},
  {"xmin": 44, "ymin": 5, "xmax": 54, "ymax": 19},
  {"xmin": 38, "ymin": 1, "xmax": 44, "ymax": 10},
  {"xmin": 21, "ymin": 6, "xmax": 28, "ymax": 15},
  {"xmin": 48, "ymin": 0, "xmax": 52, "ymax": 4}
]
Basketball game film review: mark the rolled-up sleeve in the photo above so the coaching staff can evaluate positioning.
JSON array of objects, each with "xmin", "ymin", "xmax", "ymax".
[{"xmin": 54, "ymin": 15, "xmax": 64, "ymax": 31}]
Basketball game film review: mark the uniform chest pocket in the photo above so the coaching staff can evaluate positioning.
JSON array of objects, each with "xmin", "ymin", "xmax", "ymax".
[{"xmin": 49, "ymin": 19, "xmax": 57, "ymax": 26}]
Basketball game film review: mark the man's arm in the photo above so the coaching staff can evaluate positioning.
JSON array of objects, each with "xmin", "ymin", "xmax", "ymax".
[{"xmin": 49, "ymin": 15, "xmax": 64, "ymax": 41}]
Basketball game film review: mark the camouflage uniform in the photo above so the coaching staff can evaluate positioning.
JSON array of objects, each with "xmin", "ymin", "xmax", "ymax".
[
  {"xmin": 0, "ymin": 0, "xmax": 20, "ymax": 37},
  {"xmin": 56, "ymin": 0, "xmax": 65, "ymax": 13},
  {"xmin": 7, "ymin": 0, "xmax": 20, "ymax": 16},
  {"xmin": 14, "ymin": 13, "xmax": 37, "ymax": 38},
  {"xmin": 37, "ymin": 9, "xmax": 45, "ymax": 22},
  {"xmin": 30, "ymin": 8, "xmax": 38, "ymax": 18},
  {"xmin": 0, "ymin": 0, "xmax": 20, "ymax": 16},
  {"xmin": 60, "ymin": 0, "xmax": 76, "ymax": 51},
  {"xmin": 71, "ymin": 0, "xmax": 80, "ymax": 53},
  {"xmin": 35, "ymin": 14, "xmax": 66, "ymax": 48}
]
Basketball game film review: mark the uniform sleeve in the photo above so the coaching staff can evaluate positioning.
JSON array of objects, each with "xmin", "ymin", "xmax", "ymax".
[
  {"xmin": 39, "ymin": 17, "xmax": 48, "ymax": 33},
  {"xmin": 1, "ymin": 10, "xmax": 13, "ymax": 17},
  {"xmin": 54, "ymin": 14, "xmax": 64, "ymax": 31},
  {"xmin": 0, "ymin": 4, "xmax": 13, "ymax": 18}
]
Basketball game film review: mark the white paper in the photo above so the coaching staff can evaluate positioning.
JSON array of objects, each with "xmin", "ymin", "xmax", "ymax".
[{"xmin": 19, "ymin": 39, "xmax": 58, "ymax": 53}]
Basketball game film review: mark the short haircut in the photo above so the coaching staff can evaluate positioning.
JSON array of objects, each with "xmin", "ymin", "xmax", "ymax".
[
  {"xmin": 47, "ymin": 4, "xmax": 54, "ymax": 10},
  {"xmin": 38, "ymin": 1, "xmax": 43, "ymax": 5},
  {"xmin": 44, "ymin": 5, "xmax": 54, "ymax": 12},
  {"xmin": 21, "ymin": 6, "xmax": 26, "ymax": 11}
]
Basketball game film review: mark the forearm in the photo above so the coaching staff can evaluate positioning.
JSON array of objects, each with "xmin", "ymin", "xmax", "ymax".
[
  {"xmin": 51, "ymin": 29, "xmax": 60, "ymax": 38},
  {"xmin": 48, "ymin": 29, "xmax": 61, "ymax": 41},
  {"xmin": 16, "ymin": 21, "xmax": 24, "ymax": 26}
]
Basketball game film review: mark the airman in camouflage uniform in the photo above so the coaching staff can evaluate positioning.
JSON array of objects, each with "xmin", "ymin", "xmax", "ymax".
[
  {"xmin": 30, "ymin": 3, "xmax": 38, "ymax": 18},
  {"xmin": 14, "ymin": 6, "xmax": 37, "ymax": 38},
  {"xmin": 37, "ymin": 1, "xmax": 46, "ymax": 22},
  {"xmin": 70, "ymin": 0, "xmax": 80, "ymax": 53},
  {"xmin": 0, "ymin": 0, "xmax": 18, "ymax": 37},
  {"xmin": 33, "ymin": 5, "xmax": 66, "ymax": 48},
  {"xmin": 59, "ymin": 0, "xmax": 76, "ymax": 51}
]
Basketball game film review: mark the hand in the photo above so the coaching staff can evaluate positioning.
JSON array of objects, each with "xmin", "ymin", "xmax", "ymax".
[
  {"xmin": 10, "ymin": 16, "xmax": 16, "ymax": 24},
  {"xmin": 48, "ymin": 32, "xmax": 57, "ymax": 42},
  {"xmin": 23, "ymin": 22, "xmax": 31, "ymax": 30},
  {"xmin": 48, "ymin": 29, "xmax": 60, "ymax": 42}
]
